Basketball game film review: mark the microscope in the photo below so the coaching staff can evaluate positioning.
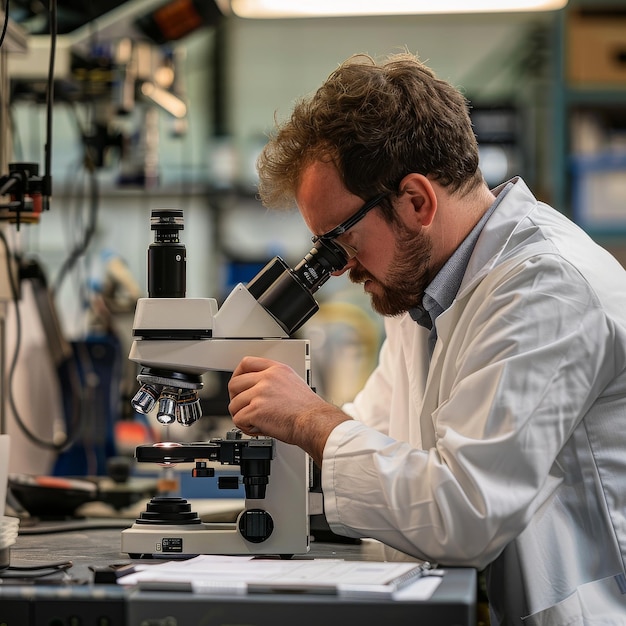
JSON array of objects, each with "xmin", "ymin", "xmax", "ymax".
[{"xmin": 121, "ymin": 209, "xmax": 347, "ymax": 558}]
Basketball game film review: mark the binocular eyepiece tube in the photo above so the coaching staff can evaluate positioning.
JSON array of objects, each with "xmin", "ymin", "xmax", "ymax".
[{"xmin": 247, "ymin": 238, "xmax": 348, "ymax": 335}]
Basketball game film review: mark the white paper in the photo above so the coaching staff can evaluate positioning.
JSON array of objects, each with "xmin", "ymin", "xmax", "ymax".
[{"xmin": 117, "ymin": 554, "xmax": 442, "ymax": 600}]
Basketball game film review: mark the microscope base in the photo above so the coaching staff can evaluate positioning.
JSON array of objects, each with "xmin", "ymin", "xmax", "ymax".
[
  {"xmin": 121, "ymin": 440, "xmax": 311, "ymax": 558},
  {"xmin": 121, "ymin": 520, "xmax": 310, "ymax": 558}
]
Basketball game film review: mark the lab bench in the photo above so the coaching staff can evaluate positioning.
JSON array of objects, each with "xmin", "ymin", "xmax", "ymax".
[{"xmin": 0, "ymin": 516, "xmax": 477, "ymax": 626}]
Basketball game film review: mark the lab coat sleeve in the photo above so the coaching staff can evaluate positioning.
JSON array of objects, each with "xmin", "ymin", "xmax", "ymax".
[{"xmin": 322, "ymin": 254, "xmax": 617, "ymax": 568}]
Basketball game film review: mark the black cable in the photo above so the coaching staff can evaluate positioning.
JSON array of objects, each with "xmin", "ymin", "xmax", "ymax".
[
  {"xmin": 0, "ymin": 560, "xmax": 74, "ymax": 579},
  {"xmin": 18, "ymin": 520, "xmax": 133, "ymax": 534},
  {"xmin": 0, "ymin": 0, "xmax": 86, "ymax": 452},
  {"xmin": 0, "ymin": 0, "xmax": 9, "ymax": 50},
  {"xmin": 0, "ymin": 172, "xmax": 19, "ymax": 196},
  {"xmin": 0, "ymin": 229, "xmax": 81, "ymax": 452},
  {"xmin": 41, "ymin": 0, "xmax": 56, "ymax": 209},
  {"xmin": 52, "ymin": 103, "xmax": 100, "ymax": 295},
  {"xmin": 7, "ymin": 560, "xmax": 73, "ymax": 571},
  {"xmin": 52, "ymin": 168, "xmax": 99, "ymax": 293},
  {"xmin": 44, "ymin": 136, "xmax": 102, "ymax": 466}
]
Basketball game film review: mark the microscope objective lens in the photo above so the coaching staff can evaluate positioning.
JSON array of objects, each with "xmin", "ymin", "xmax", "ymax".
[
  {"xmin": 156, "ymin": 395, "xmax": 178, "ymax": 424},
  {"xmin": 131, "ymin": 383, "xmax": 161, "ymax": 414}
]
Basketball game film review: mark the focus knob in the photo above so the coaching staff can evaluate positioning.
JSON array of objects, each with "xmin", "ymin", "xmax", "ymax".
[{"xmin": 238, "ymin": 509, "xmax": 274, "ymax": 543}]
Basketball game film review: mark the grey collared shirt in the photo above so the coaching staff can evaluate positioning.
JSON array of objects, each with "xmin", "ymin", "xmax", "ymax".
[{"xmin": 409, "ymin": 182, "xmax": 513, "ymax": 356}]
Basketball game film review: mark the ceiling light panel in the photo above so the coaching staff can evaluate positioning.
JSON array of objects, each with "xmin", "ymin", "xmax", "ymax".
[{"xmin": 231, "ymin": 0, "xmax": 568, "ymax": 18}]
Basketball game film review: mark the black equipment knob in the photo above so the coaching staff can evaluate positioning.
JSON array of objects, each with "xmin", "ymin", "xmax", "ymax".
[
  {"xmin": 192, "ymin": 462, "xmax": 214, "ymax": 478},
  {"xmin": 238, "ymin": 509, "xmax": 274, "ymax": 543}
]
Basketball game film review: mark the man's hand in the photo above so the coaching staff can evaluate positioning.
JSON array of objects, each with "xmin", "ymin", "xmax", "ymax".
[{"xmin": 228, "ymin": 356, "xmax": 351, "ymax": 466}]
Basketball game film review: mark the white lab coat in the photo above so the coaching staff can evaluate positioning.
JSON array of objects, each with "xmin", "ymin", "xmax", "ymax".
[{"xmin": 321, "ymin": 178, "xmax": 626, "ymax": 625}]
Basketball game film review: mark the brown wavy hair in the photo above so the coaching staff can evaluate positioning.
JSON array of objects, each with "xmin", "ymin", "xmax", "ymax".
[{"xmin": 256, "ymin": 52, "xmax": 483, "ymax": 218}]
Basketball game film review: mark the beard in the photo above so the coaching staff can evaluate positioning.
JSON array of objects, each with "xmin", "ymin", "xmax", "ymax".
[{"xmin": 349, "ymin": 225, "xmax": 432, "ymax": 317}]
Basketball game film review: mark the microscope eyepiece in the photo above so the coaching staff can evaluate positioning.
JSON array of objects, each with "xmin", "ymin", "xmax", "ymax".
[
  {"xmin": 148, "ymin": 209, "xmax": 186, "ymax": 298},
  {"xmin": 292, "ymin": 239, "xmax": 349, "ymax": 292},
  {"xmin": 151, "ymin": 209, "xmax": 184, "ymax": 240},
  {"xmin": 246, "ymin": 239, "xmax": 348, "ymax": 336}
]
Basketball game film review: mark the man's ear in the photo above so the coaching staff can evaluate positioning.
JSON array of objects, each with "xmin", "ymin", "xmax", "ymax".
[{"xmin": 398, "ymin": 173, "xmax": 438, "ymax": 227}]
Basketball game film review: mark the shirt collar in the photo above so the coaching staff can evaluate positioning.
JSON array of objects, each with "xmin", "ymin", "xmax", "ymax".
[{"xmin": 409, "ymin": 181, "xmax": 514, "ymax": 329}]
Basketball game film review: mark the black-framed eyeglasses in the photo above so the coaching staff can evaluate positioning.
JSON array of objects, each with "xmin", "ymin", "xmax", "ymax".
[{"xmin": 311, "ymin": 191, "xmax": 390, "ymax": 244}]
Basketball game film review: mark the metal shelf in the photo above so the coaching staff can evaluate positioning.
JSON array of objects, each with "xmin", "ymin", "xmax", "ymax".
[{"xmin": 550, "ymin": 1, "xmax": 626, "ymax": 219}]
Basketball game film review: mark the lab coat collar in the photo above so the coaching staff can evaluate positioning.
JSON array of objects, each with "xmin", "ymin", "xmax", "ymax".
[{"xmin": 458, "ymin": 177, "xmax": 540, "ymax": 298}]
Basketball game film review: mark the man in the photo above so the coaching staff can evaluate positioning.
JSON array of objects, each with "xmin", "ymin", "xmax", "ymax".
[{"xmin": 227, "ymin": 52, "xmax": 626, "ymax": 625}]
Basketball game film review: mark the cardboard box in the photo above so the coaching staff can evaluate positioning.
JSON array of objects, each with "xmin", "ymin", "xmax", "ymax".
[{"xmin": 568, "ymin": 9, "xmax": 626, "ymax": 85}]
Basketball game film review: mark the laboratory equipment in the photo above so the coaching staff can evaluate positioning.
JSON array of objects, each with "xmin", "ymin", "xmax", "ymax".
[{"xmin": 121, "ymin": 209, "xmax": 347, "ymax": 557}]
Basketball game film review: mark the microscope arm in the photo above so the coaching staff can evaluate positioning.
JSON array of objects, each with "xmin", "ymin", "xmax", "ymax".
[{"xmin": 130, "ymin": 336, "xmax": 311, "ymax": 381}]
